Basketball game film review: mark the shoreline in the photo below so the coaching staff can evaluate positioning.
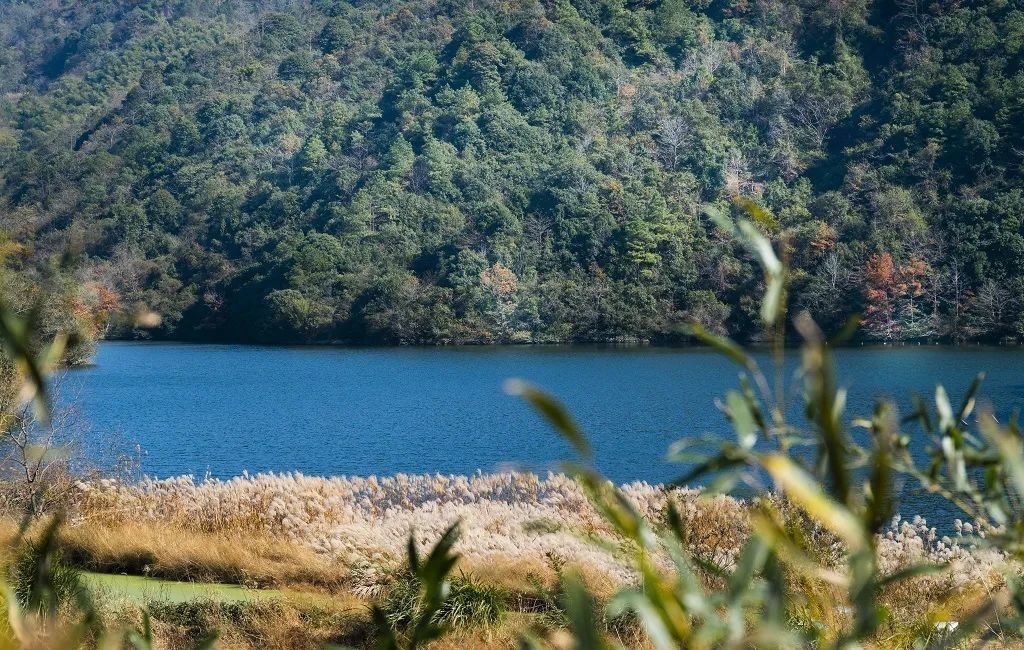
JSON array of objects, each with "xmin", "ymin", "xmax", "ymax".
[
  {"xmin": 69, "ymin": 471, "xmax": 997, "ymax": 586},
  {"xmin": 91, "ymin": 337, "xmax": 1024, "ymax": 353}
]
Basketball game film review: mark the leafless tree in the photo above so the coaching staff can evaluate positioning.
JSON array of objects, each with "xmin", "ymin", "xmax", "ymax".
[
  {"xmin": 657, "ymin": 116, "xmax": 693, "ymax": 170},
  {"xmin": 968, "ymin": 279, "xmax": 1013, "ymax": 339},
  {"xmin": 681, "ymin": 41, "xmax": 729, "ymax": 93},
  {"xmin": 822, "ymin": 251, "xmax": 845, "ymax": 291},
  {"xmin": 787, "ymin": 89, "xmax": 849, "ymax": 151},
  {"xmin": 0, "ymin": 371, "xmax": 82, "ymax": 516},
  {"xmin": 894, "ymin": 0, "xmax": 933, "ymax": 50},
  {"xmin": 724, "ymin": 148, "xmax": 762, "ymax": 196},
  {"xmin": 104, "ymin": 244, "xmax": 147, "ymax": 297},
  {"xmin": 944, "ymin": 258, "xmax": 967, "ymax": 342},
  {"xmin": 522, "ymin": 214, "xmax": 552, "ymax": 255}
]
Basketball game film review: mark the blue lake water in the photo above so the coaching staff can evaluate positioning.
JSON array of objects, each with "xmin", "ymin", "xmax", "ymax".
[{"xmin": 58, "ymin": 342, "xmax": 1024, "ymax": 525}]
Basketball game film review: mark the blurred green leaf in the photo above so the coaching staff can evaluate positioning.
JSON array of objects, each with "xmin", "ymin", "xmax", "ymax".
[
  {"xmin": 726, "ymin": 536, "xmax": 768, "ymax": 603},
  {"xmin": 682, "ymin": 323, "xmax": 754, "ymax": 371},
  {"xmin": 762, "ymin": 455, "xmax": 868, "ymax": 551},
  {"xmin": 125, "ymin": 610, "xmax": 154, "ymax": 649},
  {"xmin": 505, "ymin": 379, "xmax": 591, "ymax": 459},
  {"xmin": 936, "ymin": 385, "xmax": 955, "ymax": 433},
  {"xmin": 736, "ymin": 220, "xmax": 782, "ymax": 277},
  {"xmin": 958, "ymin": 374, "xmax": 984, "ymax": 422},
  {"xmin": 608, "ymin": 591, "xmax": 675, "ymax": 650},
  {"xmin": 0, "ymin": 304, "xmax": 56, "ymax": 424},
  {"xmin": 23, "ymin": 444, "xmax": 70, "ymax": 465},
  {"xmin": 562, "ymin": 574, "xmax": 610, "ymax": 650},
  {"xmin": 980, "ymin": 415, "xmax": 1024, "ymax": 504},
  {"xmin": 760, "ymin": 275, "xmax": 785, "ymax": 327},
  {"xmin": 725, "ymin": 390, "xmax": 758, "ymax": 450},
  {"xmin": 734, "ymin": 197, "xmax": 781, "ymax": 233},
  {"xmin": 750, "ymin": 507, "xmax": 848, "ymax": 587},
  {"xmin": 866, "ymin": 404, "xmax": 896, "ymax": 533}
]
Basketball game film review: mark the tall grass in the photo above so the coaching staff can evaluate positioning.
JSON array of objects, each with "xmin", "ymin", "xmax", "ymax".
[
  {"xmin": 65, "ymin": 472, "xmax": 1004, "ymax": 596},
  {"xmin": 57, "ymin": 521, "xmax": 349, "ymax": 588},
  {"xmin": 11, "ymin": 533, "xmax": 82, "ymax": 615},
  {"xmin": 73, "ymin": 472, "xmax": 747, "ymax": 588},
  {"xmin": 377, "ymin": 570, "xmax": 506, "ymax": 631}
]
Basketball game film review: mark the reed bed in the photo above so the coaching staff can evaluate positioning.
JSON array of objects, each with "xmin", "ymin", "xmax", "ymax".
[
  {"xmin": 74, "ymin": 472, "xmax": 706, "ymax": 588},
  {"xmin": 70, "ymin": 472, "xmax": 1006, "ymax": 598}
]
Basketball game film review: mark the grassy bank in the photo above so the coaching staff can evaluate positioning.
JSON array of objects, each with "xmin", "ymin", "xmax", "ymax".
[{"xmin": 0, "ymin": 471, "xmax": 1010, "ymax": 648}]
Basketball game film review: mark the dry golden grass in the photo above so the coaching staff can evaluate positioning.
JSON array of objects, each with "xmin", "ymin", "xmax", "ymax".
[
  {"xmin": 0, "ymin": 474, "xmax": 1015, "ymax": 649},
  {"xmin": 71, "ymin": 472, "xmax": 719, "ymax": 585},
  {"xmin": 458, "ymin": 553, "xmax": 622, "ymax": 605},
  {"xmin": 425, "ymin": 611, "xmax": 654, "ymax": 650},
  {"xmin": 107, "ymin": 597, "xmax": 373, "ymax": 650},
  {"xmin": 425, "ymin": 611, "xmax": 532, "ymax": 650},
  {"xmin": 874, "ymin": 574, "xmax": 1014, "ymax": 649},
  {"xmin": 0, "ymin": 518, "xmax": 19, "ymax": 563},
  {"xmin": 56, "ymin": 521, "xmax": 349, "ymax": 590},
  {"xmin": 426, "ymin": 611, "xmax": 655, "ymax": 650}
]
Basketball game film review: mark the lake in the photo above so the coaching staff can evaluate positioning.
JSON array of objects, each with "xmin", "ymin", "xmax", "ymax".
[{"xmin": 59, "ymin": 342, "xmax": 1024, "ymax": 525}]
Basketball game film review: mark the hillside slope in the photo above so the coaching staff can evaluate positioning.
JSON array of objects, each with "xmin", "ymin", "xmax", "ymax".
[{"xmin": 1, "ymin": 0, "xmax": 1022, "ymax": 343}]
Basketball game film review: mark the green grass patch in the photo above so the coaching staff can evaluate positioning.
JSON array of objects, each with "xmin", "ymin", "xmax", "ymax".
[
  {"xmin": 83, "ymin": 572, "xmax": 284, "ymax": 606},
  {"xmin": 90, "ymin": 578, "xmax": 376, "ymax": 649}
]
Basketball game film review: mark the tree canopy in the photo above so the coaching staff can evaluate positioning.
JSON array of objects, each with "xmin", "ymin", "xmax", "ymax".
[{"xmin": 0, "ymin": 0, "xmax": 1022, "ymax": 344}]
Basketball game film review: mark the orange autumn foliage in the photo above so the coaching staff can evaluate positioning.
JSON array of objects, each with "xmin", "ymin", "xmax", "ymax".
[
  {"xmin": 480, "ymin": 263, "xmax": 518, "ymax": 298},
  {"xmin": 73, "ymin": 282, "xmax": 121, "ymax": 338},
  {"xmin": 863, "ymin": 253, "xmax": 928, "ymax": 340}
]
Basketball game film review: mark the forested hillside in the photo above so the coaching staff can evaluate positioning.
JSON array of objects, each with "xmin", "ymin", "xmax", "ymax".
[{"xmin": 0, "ymin": 0, "xmax": 1022, "ymax": 344}]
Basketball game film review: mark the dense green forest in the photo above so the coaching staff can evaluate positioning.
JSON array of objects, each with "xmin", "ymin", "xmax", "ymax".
[{"xmin": 0, "ymin": 0, "xmax": 1022, "ymax": 344}]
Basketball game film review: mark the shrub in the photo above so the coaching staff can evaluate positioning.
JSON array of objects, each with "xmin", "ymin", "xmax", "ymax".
[
  {"xmin": 377, "ymin": 569, "xmax": 506, "ymax": 631},
  {"xmin": 11, "ymin": 527, "xmax": 83, "ymax": 614}
]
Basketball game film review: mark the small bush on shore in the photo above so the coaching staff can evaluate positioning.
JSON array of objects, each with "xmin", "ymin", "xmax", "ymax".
[
  {"xmin": 11, "ymin": 535, "xmax": 82, "ymax": 615},
  {"xmin": 377, "ymin": 569, "xmax": 506, "ymax": 632}
]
